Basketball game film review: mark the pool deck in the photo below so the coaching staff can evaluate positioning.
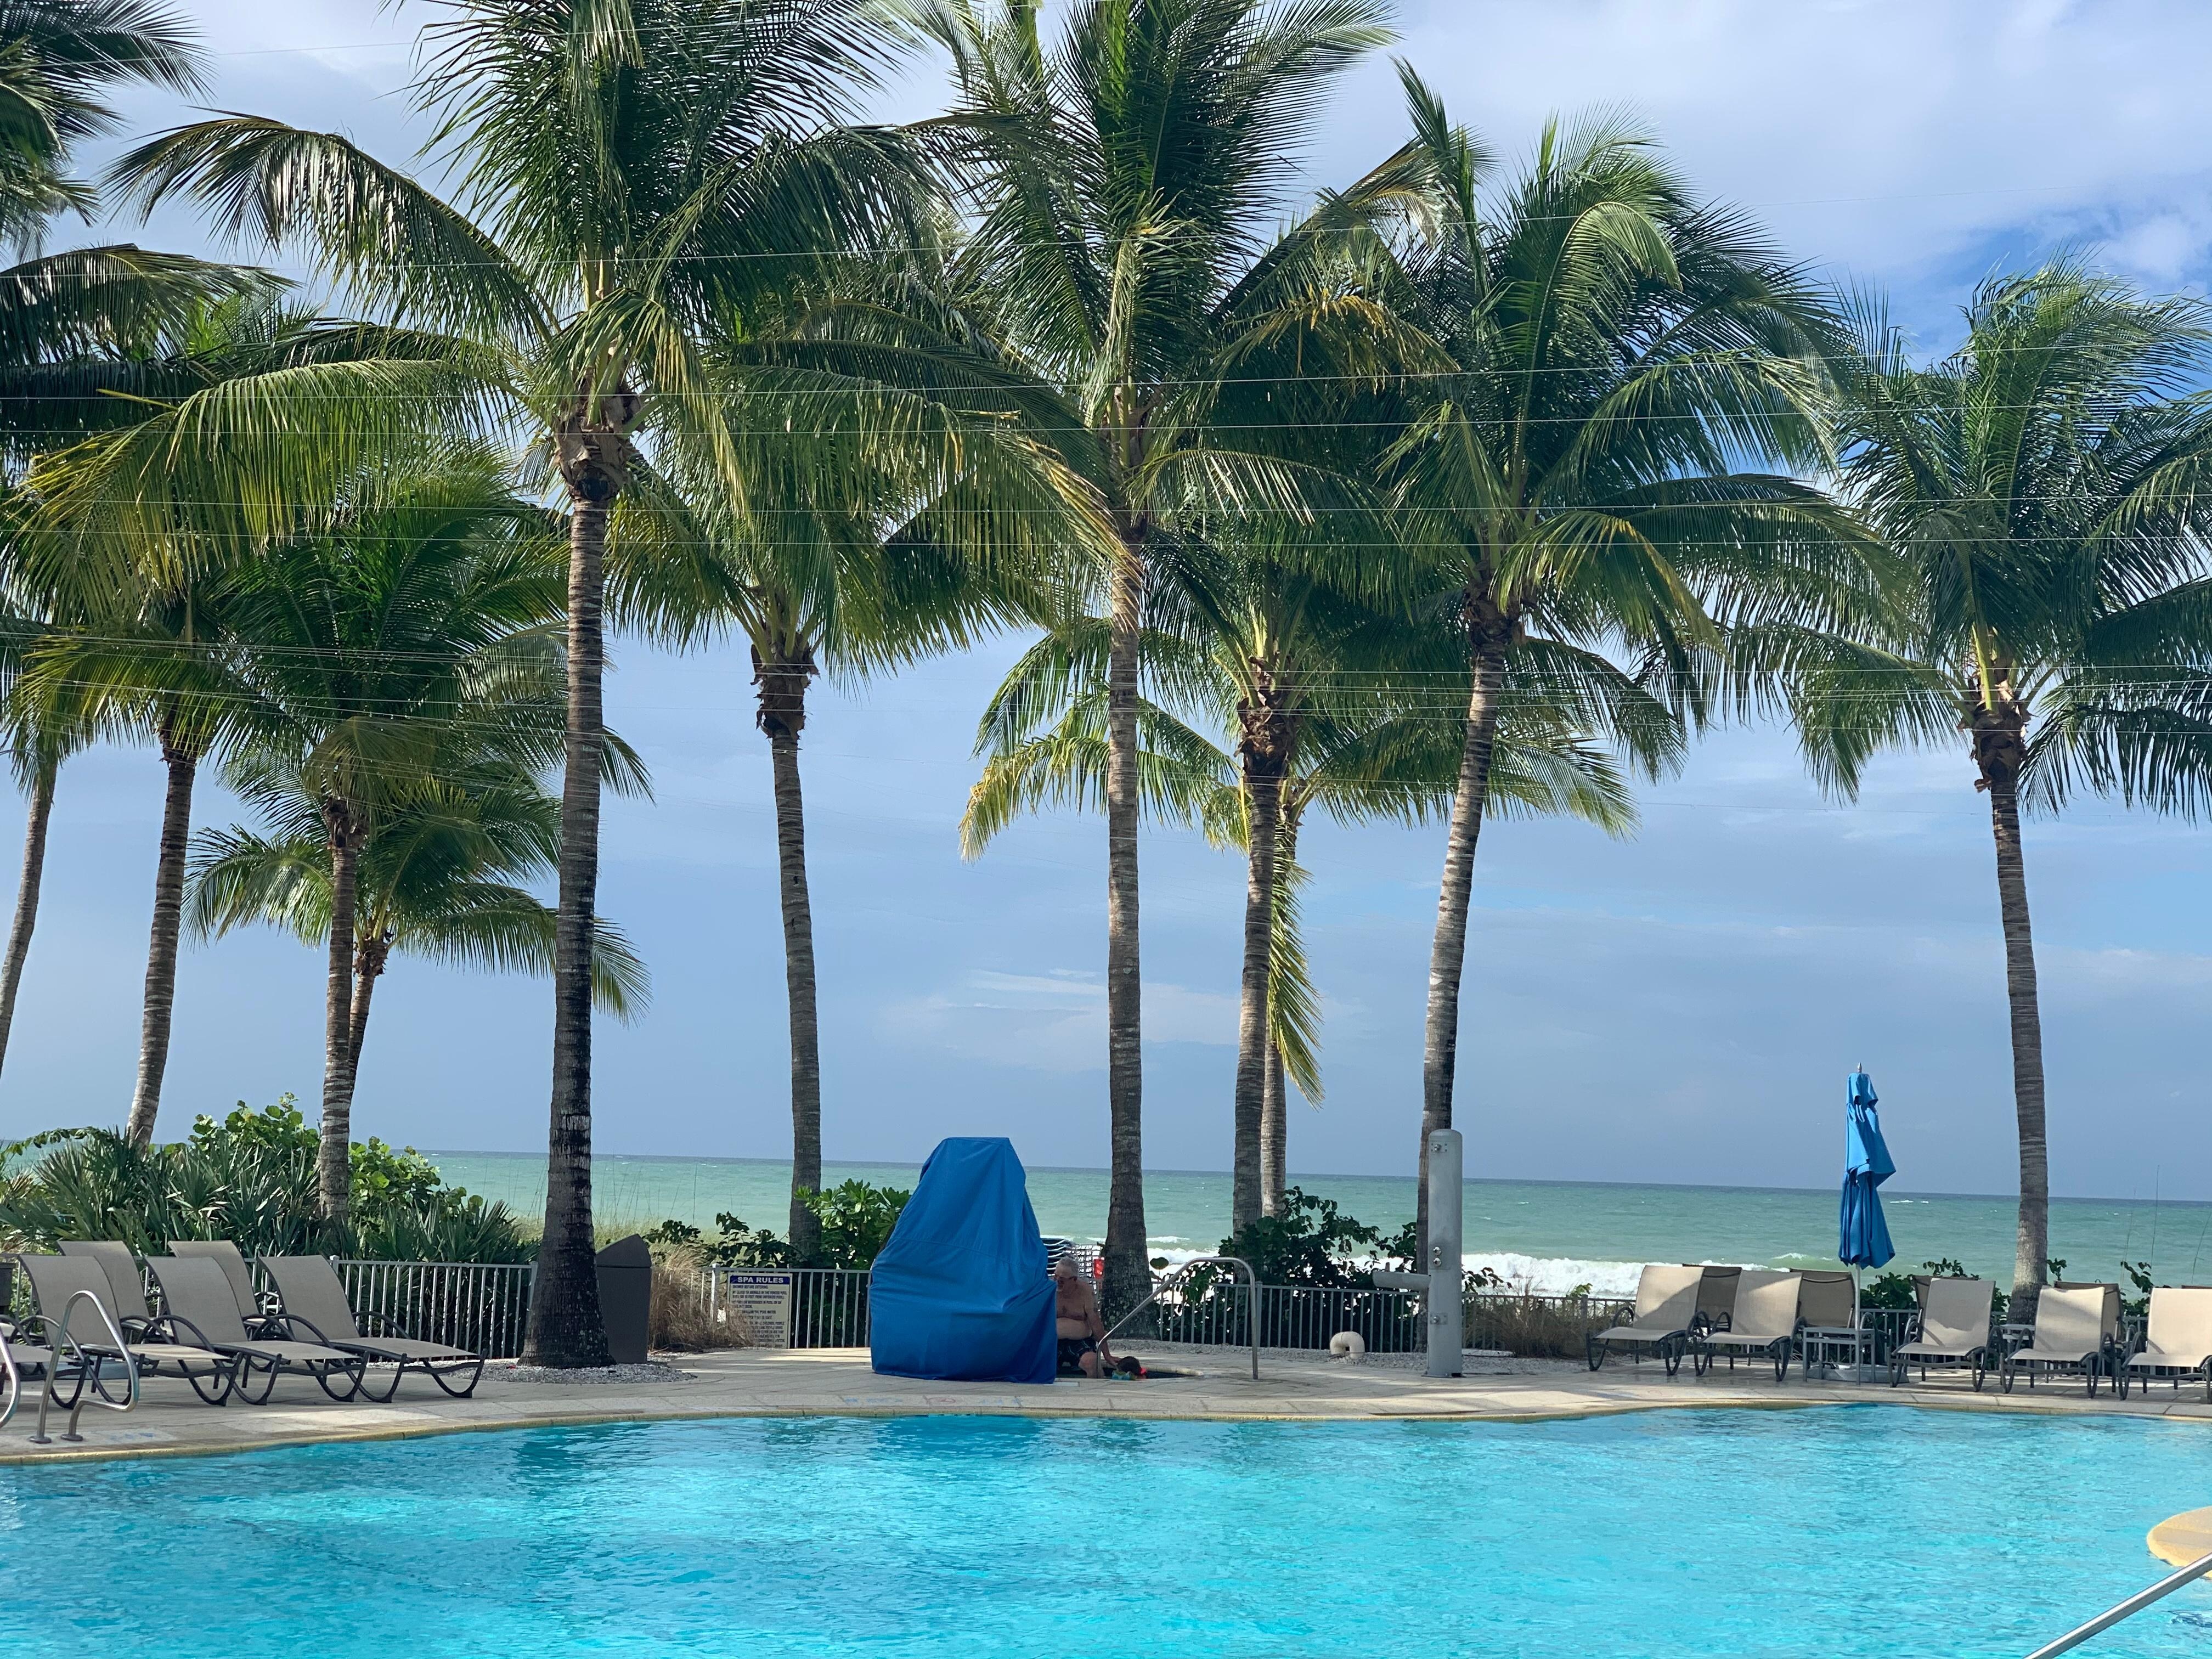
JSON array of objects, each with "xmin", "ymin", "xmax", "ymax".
[{"xmin": 7, "ymin": 1346, "xmax": 2212, "ymax": 1465}]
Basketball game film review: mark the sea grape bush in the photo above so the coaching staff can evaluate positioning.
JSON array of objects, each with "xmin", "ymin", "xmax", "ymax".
[
  {"xmin": 645, "ymin": 1179, "xmax": 913, "ymax": 1271},
  {"xmin": 0, "ymin": 1098, "xmax": 531, "ymax": 1262}
]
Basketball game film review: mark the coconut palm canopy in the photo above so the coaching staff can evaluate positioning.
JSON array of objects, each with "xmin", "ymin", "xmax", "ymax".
[{"xmin": 0, "ymin": 1, "xmax": 2206, "ymax": 1350}]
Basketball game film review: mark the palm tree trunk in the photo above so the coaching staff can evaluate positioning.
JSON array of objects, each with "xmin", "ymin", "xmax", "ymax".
[
  {"xmin": 343, "ymin": 932, "xmax": 387, "ymax": 1096},
  {"xmin": 1231, "ymin": 704, "xmax": 1285, "ymax": 1235},
  {"xmin": 1102, "ymin": 535, "xmax": 1148, "ymax": 1319},
  {"xmin": 1417, "ymin": 605, "xmax": 1511, "ymax": 1257},
  {"xmin": 317, "ymin": 808, "xmax": 360, "ymax": 1222},
  {"xmin": 526, "ymin": 432, "xmax": 625, "ymax": 1369},
  {"xmin": 125, "ymin": 739, "xmax": 197, "ymax": 1147},
  {"xmin": 1260, "ymin": 809, "xmax": 1298, "ymax": 1220},
  {"xmin": 1260, "ymin": 1039, "xmax": 1286, "ymax": 1217},
  {"xmin": 755, "ymin": 639, "xmax": 822, "ymax": 1264},
  {"xmin": 0, "ymin": 756, "xmax": 58, "ymax": 1081},
  {"xmin": 1973, "ymin": 697, "xmax": 2048, "ymax": 1325}
]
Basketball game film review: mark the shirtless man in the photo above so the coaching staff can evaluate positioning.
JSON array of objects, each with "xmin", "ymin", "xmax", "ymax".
[{"xmin": 1053, "ymin": 1254, "xmax": 1115, "ymax": 1377}]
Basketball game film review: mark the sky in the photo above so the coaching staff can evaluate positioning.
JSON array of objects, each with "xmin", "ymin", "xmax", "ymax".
[{"xmin": 2, "ymin": 0, "xmax": 2208, "ymax": 1202}]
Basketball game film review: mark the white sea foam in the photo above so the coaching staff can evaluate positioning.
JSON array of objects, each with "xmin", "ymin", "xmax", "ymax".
[
  {"xmin": 1464, "ymin": 1254, "xmax": 1652, "ymax": 1298},
  {"xmin": 1140, "ymin": 1247, "xmax": 1692, "ymax": 1297}
]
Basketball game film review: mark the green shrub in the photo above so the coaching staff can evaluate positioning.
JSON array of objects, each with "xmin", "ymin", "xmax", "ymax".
[
  {"xmin": 0, "ymin": 1099, "xmax": 531, "ymax": 1263},
  {"xmin": 644, "ymin": 1180, "xmax": 912, "ymax": 1272}
]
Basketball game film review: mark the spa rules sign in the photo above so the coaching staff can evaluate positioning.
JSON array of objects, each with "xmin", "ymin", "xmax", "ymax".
[{"xmin": 725, "ymin": 1271, "xmax": 793, "ymax": 1350}]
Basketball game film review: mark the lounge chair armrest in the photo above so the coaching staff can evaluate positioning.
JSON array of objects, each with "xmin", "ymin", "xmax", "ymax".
[
  {"xmin": 262, "ymin": 1313, "xmax": 331, "ymax": 1344},
  {"xmin": 356, "ymin": 1310, "xmax": 407, "ymax": 1338},
  {"xmin": 149, "ymin": 1312, "xmax": 218, "ymax": 1351}
]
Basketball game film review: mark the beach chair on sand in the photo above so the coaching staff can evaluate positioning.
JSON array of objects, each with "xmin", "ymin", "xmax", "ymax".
[
  {"xmin": 1587, "ymin": 1265, "xmax": 1707, "ymax": 1376},
  {"xmin": 147, "ymin": 1255, "xmax": 363, "ymax": 1404},
  {"xmin": 2001, "ymin": 1284, "xmax": 2119, "ymax": 1396},
  {"xmin": 2117, "ymin": 1287, "xmax": 2212, "ymax": 1402},
  {"xmin": 167, "ymin": 1240, "xmax": 276, "ymax": 1331},
  {"xmin": 1691, "ymin": 1271, "xmax": 1803, "ymax": 1382},
  {"xmin": 1888, "ymin": 1276, "xmax": 1996, "ymax": 1389},
  {"xmin": 19, "ymin": 1254, "xmax": 234, "ymax": 1404},
  {"xmin": 259, "ymin": 1255, "xmax": 485, "ymax": 1401}
]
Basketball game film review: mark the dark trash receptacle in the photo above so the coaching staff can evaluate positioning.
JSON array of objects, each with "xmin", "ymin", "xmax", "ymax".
[{"xmin": 596, "ymin": 1234, "xmax": 652, "ymax": 1364}]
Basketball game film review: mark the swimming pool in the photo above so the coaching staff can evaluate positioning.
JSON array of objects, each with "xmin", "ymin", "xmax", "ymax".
[{"xmin": 4, "ymin": 1407, "xmax": 2208, "ymax": 1656}]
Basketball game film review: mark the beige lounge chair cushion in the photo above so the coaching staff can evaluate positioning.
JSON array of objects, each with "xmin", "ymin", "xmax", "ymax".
[
  {"xmin": 1902, "ymin": 1277, "xmax": 1996, "ymax": 1357},
  {"xmin": 1700, "ymin": 1271, "xmax": 1802, "ymax": 1348},
  {"xmin": 1601, "ymin": 1265, "xmax": 1705, "ymax": 1340},
  {"xmin": 2011, "ymin": 1286, "xmax": 2113, "ymax": 1366},
  {"xmin": 2128, "ymin": 1288, "xmax": 2212, "ymax": 1372},
  {"xmin": 1796, "ymin": 1271, "xmax": 1857, "ymax": 1329}
]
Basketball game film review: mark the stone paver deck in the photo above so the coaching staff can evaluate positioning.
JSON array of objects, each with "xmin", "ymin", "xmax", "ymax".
[{"xmin": 7, "ymin": 1345, "xmax": 2211, "ymax": 1466}]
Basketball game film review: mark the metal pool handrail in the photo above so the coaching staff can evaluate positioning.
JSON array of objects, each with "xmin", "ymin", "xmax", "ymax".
[
  {"xmin": 1102, "ymin": 1255, "xmax": 1260, "ymax": 1380},
  {"xmin": 31, "ymin": 1288, "xmax": 138, "ymax": 1444},
  {"xmin": 2021, "ymin": 1547, "xmax": 2212, "ymax": 1659}
]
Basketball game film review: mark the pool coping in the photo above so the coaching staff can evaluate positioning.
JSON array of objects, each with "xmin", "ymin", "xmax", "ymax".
[{"xmin": 8, "ymin": 1347, "xmax": 2212, "ymax": 1468}]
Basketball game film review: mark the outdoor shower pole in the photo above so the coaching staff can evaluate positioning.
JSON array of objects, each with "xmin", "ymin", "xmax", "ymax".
[{"xmin": 1427, "ymin": 1128, "xmax": 1463, "ymax": 1378}]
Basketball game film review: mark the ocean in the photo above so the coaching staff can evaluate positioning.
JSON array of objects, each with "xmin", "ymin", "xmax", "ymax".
[{"xmin": 422, "ymin": 1151, "xmax": 2211, "ymax": 1296}]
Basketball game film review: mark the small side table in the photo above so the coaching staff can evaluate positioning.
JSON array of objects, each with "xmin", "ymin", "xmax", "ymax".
[{"xmin": 1801, "ymin": 1323, "xmax": 1880, "ymax": 1381}]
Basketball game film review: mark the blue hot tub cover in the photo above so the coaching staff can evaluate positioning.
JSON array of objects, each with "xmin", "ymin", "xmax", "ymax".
[{"xmin": 869, "ymin": 1136, "xmax": 1056, "ymax": 1385}]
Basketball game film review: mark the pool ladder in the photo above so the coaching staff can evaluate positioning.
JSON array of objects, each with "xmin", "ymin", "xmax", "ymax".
[
  {"xmin": 2021, "ymin": 1545, "xmax": 2212, "ymax": 1658},
  {"xmin": 0, "ymin": 1289, "xmax": 139, "ymax": 1443}
]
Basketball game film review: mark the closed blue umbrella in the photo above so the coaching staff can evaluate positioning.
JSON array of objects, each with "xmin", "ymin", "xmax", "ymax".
[{"xmin": 1839, "ymin": 1069, "xmax": 1895, "ymax": 1269}]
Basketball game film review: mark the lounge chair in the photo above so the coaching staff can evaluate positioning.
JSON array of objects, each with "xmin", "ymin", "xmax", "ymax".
[
  {"xmin": 59, "ymin": 1240, "xmax": 160, "ymax": 1339},
  {"xmin": 0, "ymin": 1259, "xmax": 63, "ymax": 1428},
  {"xmin": 259, "ymin": 1255, "xmax": 485, "ymax": 1401},
  {"xmin": 167, "ymin": 1239, "xmax": 276, "ymax": 1331},
  {"xmin": 2116, "ymin": 1286, "xmax": 2212, "ymax": 1402},
  {"xmin": 1793, "ymin": 1269, "xmax": 1876, "ymax": 1377},
  {"xmin": 1691, "ymin": 1270, "xmax": 1803, "ymax": 1381},
  {"xmin": 19, "ymin": 1253, "xmax": 234, "ymax": 1404},
  {"xmin": 2000, "ymin": 1284, "xmax": 2119, "ymax": 1396},
  {"xmin": 1587, "ymin": 1265, "xmax": 1707, "ymax": 1375},
  {"xmin": 1888, "ymin": 1276, "xmax": 1996, "ymax": 1389},
  {"xmin": 146, "ymin": 1255, "xmax": 364, "ymax": 1404},
  {"xmin": 0, "ymin": 1324, "xmax": 58, "ymax": 1426},
  {"xmin": 1692, "ymin": 1266, "xmax": 1743, "ymax": 1330}
]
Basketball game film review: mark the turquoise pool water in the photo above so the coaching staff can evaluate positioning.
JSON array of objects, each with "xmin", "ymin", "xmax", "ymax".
[{"xmin": 4, "ymin": 1408, "xmax": 2209, "ymax": 1656}]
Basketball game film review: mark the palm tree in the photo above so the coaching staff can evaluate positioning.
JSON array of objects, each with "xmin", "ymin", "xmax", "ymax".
[
  {"xmin": 199, "ymin": 444, "xmax": 626, "ymax": 1218},
  {"xmin": 0, "ymin": 0, "xmax": 264, "ymax": 1090},
  {"xmin": 18, "ymin": 300, "xmax": 456, "ymax": 1147},
  {"xmin": 186, "ymin": 750, "xmax": 651, "ymax": 1125},
  {"xmin": 1772, "ymin": 262, "xmax": 2212, "ymax": 1323},
  {"xmin": 908, "ymin": 0, "xmax": 1398, "ymax": 1311},
  {"xmin": 610, "ymin": 385, "xmax": 1062, "ymax": 1263},
  {"xmin": 14, "ymin": 565, "xmax": 257, "ymax": 1144},
  {"xmin": 1360, "ymin": 76, "xmax": 1871, "ymax": 1248},
  {"xmin": 108, "ymin": 0, "xmax": 946, "ymax": 1363},
  {"xmin": 964, "ymin": 580, "xmax": 1647, "ymax": 1230},
  {"xmin": 0, "ymin": 705, "xmax": 71, "ymax": 1078}
]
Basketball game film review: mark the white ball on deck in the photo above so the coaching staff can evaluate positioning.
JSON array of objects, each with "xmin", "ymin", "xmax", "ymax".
[{"xmin": 1330, "ymin": 1331, "xmax": 1367, "ymax": 1359}]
